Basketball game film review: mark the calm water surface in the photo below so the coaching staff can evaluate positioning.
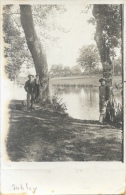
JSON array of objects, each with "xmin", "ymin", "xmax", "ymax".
[
  {"xmin": 50, "ymin": 86, "xmax": 99, "ymax": 120},
  {"xmin": 51, "ymin": 85, "xmax": 122, "ymax": 120},
  {"xmin": 12, "ymin": 83, "xmax": 122, "ymax": 121}
]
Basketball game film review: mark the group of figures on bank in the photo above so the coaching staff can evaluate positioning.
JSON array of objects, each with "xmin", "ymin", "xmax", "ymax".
[
  {"xmin": 24, "ymin": 75, "xmax": 120, "ymax": 124},
  {"xmin": 24, "ymin": 75, "xmax": 40, "ymax": 110}
]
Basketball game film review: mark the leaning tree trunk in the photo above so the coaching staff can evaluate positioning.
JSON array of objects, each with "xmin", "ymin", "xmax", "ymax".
[{"xmin": 20, "ymin": 5, "xmax": 49, "ymax": 101}]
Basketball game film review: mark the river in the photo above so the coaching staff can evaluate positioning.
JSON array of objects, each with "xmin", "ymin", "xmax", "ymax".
[{"xmin": 10, "ymin": 83, "xmax": 122, "ymax": 121}]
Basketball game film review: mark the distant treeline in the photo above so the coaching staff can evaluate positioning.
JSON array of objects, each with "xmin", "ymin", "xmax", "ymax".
[{"xmin": 49, "ymin": 63, "xmax": 122, "ymax": 78}]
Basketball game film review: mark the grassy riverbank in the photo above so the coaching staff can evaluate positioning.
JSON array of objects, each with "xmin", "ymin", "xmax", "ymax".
[
  {"xmin": 17, "ymin": 75, "xmax": 122, "ymax": 87},
  {"xmin": 6, "ymin": 103, "xmax": 122, "ymax": 161},
  {"xmin": 50, "ymin": 75, "xmax": 122, "ymax": 86}
]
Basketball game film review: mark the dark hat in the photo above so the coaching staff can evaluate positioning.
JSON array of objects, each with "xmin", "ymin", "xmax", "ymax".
[
  {"xmin": 28, "ymin": 74, "xmax": 34, "ymax": 78},
  {"xmin": 99, "ymin": 78, "xmax": 106, "ymax": 83}
]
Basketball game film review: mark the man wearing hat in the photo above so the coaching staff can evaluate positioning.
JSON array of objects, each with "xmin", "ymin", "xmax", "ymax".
[
  {"xmin": 24, "ymin": 75, "xmax": 36, "ymax": 110},
  {"xmin": 99, "ymin": 78, "xmax": 111, "ymax": 123}
]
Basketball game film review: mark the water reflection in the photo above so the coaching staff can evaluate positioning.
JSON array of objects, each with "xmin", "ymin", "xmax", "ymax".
[
  {"xmin": 50, "ymin": 85, "xmax": 122, "ymax": 120},
  {"xmin": 50, "ymin": 85, "xmax": 100, "ymax": 120},
  {"xmin": 11, "ymin": 83, "xmax": 122, "ymax": 121}
]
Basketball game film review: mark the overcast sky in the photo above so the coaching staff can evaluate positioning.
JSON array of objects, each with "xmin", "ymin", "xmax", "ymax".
[
  {"xmin": 46, "ymin": 4, "xmax": 95, "ymax": 68},
  {"xmin": 20, "ymin": 4, "xmax": 96, "ymax": 76}
]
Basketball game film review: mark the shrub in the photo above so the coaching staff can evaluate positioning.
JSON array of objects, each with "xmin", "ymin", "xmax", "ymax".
[{"xmin": 51, "ymin": 95, "xmax": 67, "ymax": 112}]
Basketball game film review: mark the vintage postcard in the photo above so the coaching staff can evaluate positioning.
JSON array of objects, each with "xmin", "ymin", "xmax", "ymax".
[{"xmin": 1, "ymin": 0, "xmax": 126, "ymax": 194}]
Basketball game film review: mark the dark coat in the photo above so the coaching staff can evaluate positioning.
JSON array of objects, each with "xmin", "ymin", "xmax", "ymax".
[
  {"xmin": 99, "ymin": 85, "xmax": 111, "ymax": 101},
  {"xmin": 99, "ymin": 85, "xmax": 111, "ymax": 113},
  {"xmin": 24, "ymin": 80, "xmax": 36, "ymax": 94}
]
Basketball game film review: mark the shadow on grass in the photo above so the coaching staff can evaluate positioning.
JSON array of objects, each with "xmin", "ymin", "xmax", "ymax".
[{"xmin": 6, "ymin": 104, "xmax": 123, "ymax": 162}]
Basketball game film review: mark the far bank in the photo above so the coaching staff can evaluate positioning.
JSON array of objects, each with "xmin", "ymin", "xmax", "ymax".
[
  {"xmin": 17, "ymin": 75, "xmax": 122, "ymax": 87},
  {"xmin": 50, "ymin": 75, "xmax": 122, "ymax": 86}
]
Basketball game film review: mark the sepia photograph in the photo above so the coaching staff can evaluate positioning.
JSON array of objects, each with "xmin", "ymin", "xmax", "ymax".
[{"xmin": 2, "ymin": 2, "xmax": 123, "ymax": 163}]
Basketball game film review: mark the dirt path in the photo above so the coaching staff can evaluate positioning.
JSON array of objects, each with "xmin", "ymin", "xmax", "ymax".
[{"xmin": 6, "ymin": 108, "xmax": 123, "ymax": 161}]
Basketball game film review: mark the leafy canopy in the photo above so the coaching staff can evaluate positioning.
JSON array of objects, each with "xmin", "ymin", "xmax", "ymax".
[
  {"xmin": 49, "ymin": 64, "xmax": 82, "ymax": 77},
  {"xmin": 92, "ymin": 4, "xmax": 122, "ymax": 61},
  {"xmin": 3, "ymin": 5, "xmax": 33, "ymax": 80},
  {"xmin": 3, "ymin": 4, "xmax": 67, "ymax": 80},
  {"xmin": 76, "ymin": 44, "xmax": 101, "ymax": 73}
]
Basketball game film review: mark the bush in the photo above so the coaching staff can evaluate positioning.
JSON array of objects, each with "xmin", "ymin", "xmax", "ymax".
[
  {"xmin": 51, "ymin": 95, "xmax": 67, "ymax": 112},
  {"xmin": 105, "ymin": 94, "xmax": 122, "ymax": 128}
]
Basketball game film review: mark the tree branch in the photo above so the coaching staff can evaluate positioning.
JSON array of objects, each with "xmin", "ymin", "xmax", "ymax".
[{"xmin": 10, "ymin": 14, "xmax": 21, "ymax": 33}]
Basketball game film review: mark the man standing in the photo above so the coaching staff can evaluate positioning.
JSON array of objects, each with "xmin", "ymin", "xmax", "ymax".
[
  {"xmin": 99, "ymin": 78, "xmax": 111, "ymax": 123},
  {"xmin": 24, "ymin": 75, "xmax": 36, "ymax": 110}
]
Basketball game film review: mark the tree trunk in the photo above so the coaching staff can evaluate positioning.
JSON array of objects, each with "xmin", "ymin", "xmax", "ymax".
[
  {"xmin": 20, "ymin": 5, "xmax": 49, "ymax": 101},
  {"xmin": 93, "ymin": 5, "xmax": 113, "ymax": 86},
  {"xmin": 89, "ymin": 65, "xmax": 91, "ymax": 77},
  {"xmin": 93, "ymin": 5, "xmax": 113, "ymax": 123},
  {"xmin": 95, "ymin": 29, "xmax": 112, "ymax": 86},
  {"xmin": 92, "ymin": 5, "xmax": 123, "ymax": 124}
]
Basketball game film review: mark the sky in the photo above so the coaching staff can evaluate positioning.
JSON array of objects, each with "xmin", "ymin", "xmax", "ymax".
[
  {"xmin": 46, "ymin": 4, "xmax": 95, "ymax": 68},
  {"xmin": 19, "ymin": 4, "xmax": 96, "ymax": 76}
]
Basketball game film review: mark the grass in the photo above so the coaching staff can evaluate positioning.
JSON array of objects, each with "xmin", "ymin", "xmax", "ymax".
[{"xmin": 6, "ymin": 103, "xmax": 123, "ymax": 162}]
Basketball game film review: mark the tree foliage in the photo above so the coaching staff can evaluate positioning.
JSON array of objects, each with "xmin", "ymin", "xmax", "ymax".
[
  {"xmin": 49, "ymin": 64, "xmax": 82, "ymax": 77},
  {"xmin": 92, "ymin": 4, "xmax": 122, "ymax": 83},
  {"xmin": 3, "ymin": 5, "xmax": 33, "ymax": 80},
  {"xmin": 49, "ymin": 64, "xmax": 64, "ymax": 77},
  {"xmin": 76, "ymin": 44, "xmax": 101, "ymax": 76},
  {"xmin": 113, "ymin": 57, "xmax": 122, "ymax": 75},
  {"xmin": 3, "ymin": 4, "xmax": 67, "ymax": 81},
  {"xmin": 63, "ymin": 66, "xmax": 72, "ymax": 76}
]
